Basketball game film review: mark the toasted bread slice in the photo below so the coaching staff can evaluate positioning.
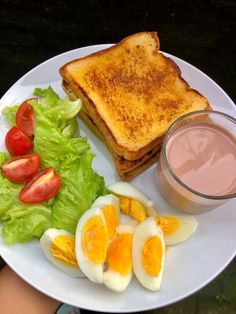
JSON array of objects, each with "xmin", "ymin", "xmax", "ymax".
[
  {"xmin": 60, "ymin": 32, "xmax": 211, "ymax": 160},
  {"xmin": 79, "ymin": 108, "xmax": 161, "ymax": 173},
  {"xmin": 79, "ymin": 108, "xmax": 160, "ymax": 179},
  {"xmin": 62, "ymin": 80, "xmax": 161, "ymax": 179},
  {"xmin": 118, "ymin": 151, "xmax": 160, "ymax": 180}
]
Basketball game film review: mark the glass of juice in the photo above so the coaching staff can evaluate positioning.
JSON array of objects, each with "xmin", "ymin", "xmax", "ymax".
[{"xmin": 157, "ymin": 110, "xmax": 236, "ymax": 214}]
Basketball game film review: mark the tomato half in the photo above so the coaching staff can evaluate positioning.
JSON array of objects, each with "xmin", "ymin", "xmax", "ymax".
[
  {"xmin": 16, "ymin": 98, "xmax": 37, "ymax": 137},
  {"xmin": 1, "ymin": 153, "xmax": 41, "ymax": 183},
  {"xmin": 5, "ymin": 126, "xmax": 33, "ymax": 156},
  {"xmin": 19, "ymin": 167, "xmax": 61, "ymax": 204}
]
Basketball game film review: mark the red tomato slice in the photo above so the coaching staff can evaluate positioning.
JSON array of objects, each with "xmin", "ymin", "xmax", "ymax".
[
  {"xmin": 16, "ymin": 98, "xmax": 37, "ymax": 137},
  {"xmin": 19, "ymin": 167, "xmax": 61, "ymax": 204},
  {"xmin": 1, "ymin": 153, "xmax": 41, "ymax": 183},
  {"xmin": 5, "ymin": 126, "xmax": 34, "ymax": 156}
]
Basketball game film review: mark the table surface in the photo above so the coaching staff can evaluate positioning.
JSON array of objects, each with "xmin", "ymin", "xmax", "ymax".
[{"xmin": 0, "ymin": 1, "xmax": 236, "ymax": 313}]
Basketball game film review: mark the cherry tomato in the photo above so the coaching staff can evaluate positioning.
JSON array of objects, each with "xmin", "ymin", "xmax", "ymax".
[
  {"xmin": 19, "ymin": 167, "xmax": 61, "ymax": 204},
  {"xmin": 1, "ymin": 153, "xmax": 41, "ymax": 183},
  {"xmin": 5, "ymin": 126, "xmax": 33, "ymax": 156},
  {"xmin": 16, "ymin": 98, "xmax": 36, "ymax": 137}
]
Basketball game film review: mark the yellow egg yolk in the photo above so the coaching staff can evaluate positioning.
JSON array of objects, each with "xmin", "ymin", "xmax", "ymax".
[
  {"xmin": 156, "ymin": 216, "xmax": 180, "ymax": 236},
  {"xmin": 119, "ymin": 196, "xmax": 146, "ymax": 222},
  {"xmin": 102, "ymin": 205, "xmax": 119, "ymax": 239},
  {"xmin": 142, "ymin": 236, "xmax": 163, "ymax": 277},
  {"xmin": 107, "ymin": 233, "xmax": 133, "ymax": 275},
  {"xmin": 51, "ymin": 235, "xmax": 78, "ymax": 267},
  {"xmin": 82, "ymin": 215, "xmax": 109, "ymax": 264}
]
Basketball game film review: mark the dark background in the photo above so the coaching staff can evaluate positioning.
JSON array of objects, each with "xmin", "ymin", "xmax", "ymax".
[{"xmin": 0, "ymin": 0, "xmax": 236, "ymax": 313}]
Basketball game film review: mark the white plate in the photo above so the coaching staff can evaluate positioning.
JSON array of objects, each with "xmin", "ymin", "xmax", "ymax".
[{"xmin": 0, "ymin": 44, "xmax": 236, "ymax": 313}]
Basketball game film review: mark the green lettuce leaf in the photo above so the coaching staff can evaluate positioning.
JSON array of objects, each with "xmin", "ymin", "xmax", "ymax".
[
  {"xmin": 32, "ymin": 88, "xmax": 89, "ymax": 169},
  {"xmin": 0, "ymin": 87, "xmax": 107, "ymax": 243},
  {"xmin": 61, "ymin": 118, "xmax": 78, "ymax": 137},
  {"xmin": 34, "ymin": 87, "xmax": 107, "ymax": 234},
  {"xmin": 0, "ymin": 152, "xmax": 51, "ymax": 244},
  {"xmin": 34, "ymin": 87, "xmax": 82, "ymax": 125},
  {"xmin": 2, "ymin": 105, "xmax": 19, "ymax": 126},
  {"xmin": 1, "ymin": 203, "xmax": 51, "ymax": 221},
  {"xmin": 0, "ymin": 152, "xmax": 9, "ymax": 165},
  {"xmin": 52, "ymin": 151, "xmax": 107, "ymax": 234},
  {"xmin": 34, "ymin": 86, "xmax": 60, "ymax": 108},
  {"xmin": 0, "ymin": 155, "xmax": 22, "ymax": 217},
  {"xmin": 32, "ymin": 106, "xmax": 89, "ymax": 169},
  {"xmin": 2, "ymin": 205, "xmax": 51, "ymax": 244}
]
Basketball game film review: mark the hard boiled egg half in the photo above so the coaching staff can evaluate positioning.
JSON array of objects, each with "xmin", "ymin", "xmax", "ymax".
[
  {"xmin": 132, "ymin": 217, "xmax": 165, "ymax": 291},
  {"xmin": 75, "ymin": 206, "xmax": 109, "ymax": 284},
  {"xmin": 40, "ymin": 228, "xmax": 84, "ymax": 277},
  {"xmin": 156, "ymin": 214, "xmax": 198, "ymax": 246},
  {"xmin": 108, "ymin": 182, "xmax": 198, "ymax": 246},
  {"xmin": 104, "ymin": 224, "xmax": 134, "ymax": 292},
  {"xmin": 108, "ymin": 182, "xmax": 157, "ymax": 222},
  {"xmin": 91, "ymin": 194, "xmax": 120, "ymax": 240}
]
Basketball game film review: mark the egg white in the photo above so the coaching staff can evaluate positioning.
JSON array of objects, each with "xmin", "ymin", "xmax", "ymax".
[
  {"xmin": 92, "ymin": 194, "xmax": 119, "ymax": 211},
  {"xmin": 104, "ymin": 269, "xmax": 133, "ymax": 293},
  {"xmin": 120, "ymin": 213, "xmax": 138, "ymax": 227},
  {"xmin": 158, "ymin": 214, "xmax": 198, "ymax": 245},
  {"xmin": 104, "ymin": 225, "xmax": 134, "ymax": 292},
  {"xmin": 92, "ymin": 194, "xmax": 120, "ymax": 238},
  {"xmin": 132, "ymin": 217, "xmax": 165, "ymax": 291},
  {"xmin": 75, "ymin": 206, "xmax": 108, "ymax": 284},
  {"xmin": 108, "ymin": 182, "xmax": 157, "ymax": 217},
  {"xmin": 40, "ymin": 228, "xmax": 84, "ymax": 277}
]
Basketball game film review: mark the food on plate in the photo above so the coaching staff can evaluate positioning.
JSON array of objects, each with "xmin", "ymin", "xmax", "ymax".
[
  {"xmin": 0, "ymin": 28, "xmax": 207, "ymax": 298},
  {"xmin": 51, "ymin": 149, "xmax": 107, "ymax": 234},
  {"xmin": 132, "ymin": 217, "xmax": 165, "ymax": 291},
  {"xmin": 104, "ymin": 224, "xmax": 134, "ymax": 292},
  {"xmin": 91, "ymin": 194, "xmax": 120, "ymax": 239},
  {"xmin": 2, "ymin": 204, "xmax": 51, "ymax": 244},
  {"xmin": 16, "ymin": 98, "xmax": 36, "ymax": 137},
  {"xmin": 37, "ymin": 184, "xmax": 198, "ymax": 292},
  {"xmin": 2, "ymin": 104, "xmax": 19, "ymax": 126},
  {"xmin": 156, "ymin": 214, "xmax": 198, "ymax": 245},
  {"xmin": 40, "ymin": 228, "xmax": 84, "ymax": 277},
  {"xmin": 60, "ymin": 31, "xmax": 211, "ymax": 179},
  {"xmin": 108, "ymin": 182, "xmax": 157, "ymax": 220},
  {"xmin": 0, "ymin": 87, "xmax": 106, "ymax": 244},
  {"xmin": 5, "ymin": 126, "xmax": 34, "ymax": 155},
  {"xmin": 75, "ymin": 206, "xmax": 109, "ymax": 283},
  {"xmin": 110, "ymin": 146, "xmax": 160, "ymax": 180},
  {"xmin": 63, "ymin": 92, "xmax": 162, "ymax": 180},
  {"xmin": 1, "ymin": 153, "xmax": 40, "ymax": 183},
  {"xmin": 19, "ymin": 167, "xmax": 61, "ymax": 204},
  {"xmin": 108, "ymin": 182, "xmax": 198, "ymax": 245}
]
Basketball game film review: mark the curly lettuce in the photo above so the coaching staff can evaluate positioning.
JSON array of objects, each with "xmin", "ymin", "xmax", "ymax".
[
  {"xmin": 52, "ymin": 151, "xmax": 107, "ymax": 234},
  {"xmin": 0, "ymin": 87, "xmax": 107, "ymax": 243}
]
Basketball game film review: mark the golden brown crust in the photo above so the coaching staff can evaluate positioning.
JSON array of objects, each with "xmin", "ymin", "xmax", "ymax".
[
  {"xmin": 60, "ymin": 33, "xmax": 161, "ymax": 160},
  {"xmin": 60, "ymin": 32, "xmax": 160, "ymax": 72},
  {"xmin": 60, "ymin": 32, "xmax": 211, "ymax": 160}
]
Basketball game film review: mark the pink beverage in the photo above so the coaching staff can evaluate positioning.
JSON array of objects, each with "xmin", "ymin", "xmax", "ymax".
[
  {"xmin": 157, "ymin": 111, "xmax": 236, "ymax": 214},
  {"xmin": 167, "ymin": 122, "xmax": 236, "ymax": 196}
]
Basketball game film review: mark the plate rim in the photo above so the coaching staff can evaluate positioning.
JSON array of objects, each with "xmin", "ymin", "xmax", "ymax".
[{"xmin": 0, "ymin": 43, "xmax": 236, "ymax": 313}]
